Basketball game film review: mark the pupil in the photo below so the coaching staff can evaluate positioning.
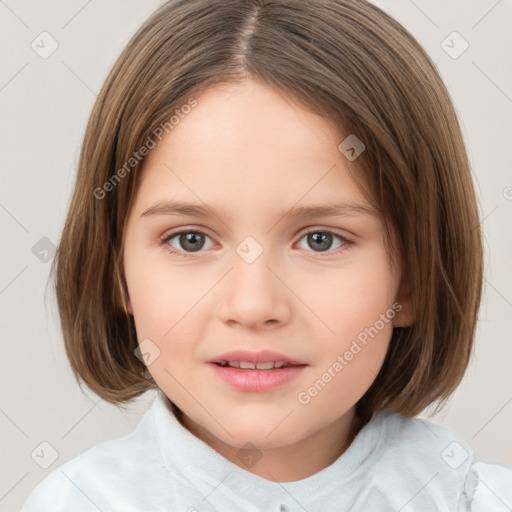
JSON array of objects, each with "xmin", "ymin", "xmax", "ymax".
[
  {"xmin": 309, "ymin": 232, "xmax": 332, "ymax": 251},
  {"xmin": 181, "ymin": 232, "xmax": 204, "ymax": 252}
]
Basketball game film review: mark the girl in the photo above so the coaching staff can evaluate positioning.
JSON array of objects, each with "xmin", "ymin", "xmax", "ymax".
[{"xmin": 22, "ymin": 0, "xmax": 511, "ymax": 510}]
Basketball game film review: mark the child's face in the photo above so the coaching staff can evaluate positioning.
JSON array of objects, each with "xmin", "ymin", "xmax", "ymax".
[{"xmin": 123, "ymin": 79, "xmax": 408, "ymax": 450}]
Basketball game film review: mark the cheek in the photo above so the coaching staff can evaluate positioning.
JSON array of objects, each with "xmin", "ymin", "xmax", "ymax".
[
  {"xmin": 124, "ymin": 252, "xmax": 209, "ymax": 373},
  {"xmin": 300, "ymin": 253, "xmax": 396, "ymax": 387},
  {"xmin": 124, "ymin": 246, "xmax": 183, "ymax": 339},
  {"xmin": 305, "ymin": 256, "xmax": 397, "ymax": 339}
]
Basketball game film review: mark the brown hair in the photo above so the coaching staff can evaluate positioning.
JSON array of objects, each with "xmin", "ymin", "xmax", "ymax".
[{"xmin": 51, "ymin": 0, "xmax": 483, "ymax": 416}]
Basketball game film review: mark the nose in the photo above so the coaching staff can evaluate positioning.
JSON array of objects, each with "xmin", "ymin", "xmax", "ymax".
[{"xmin": 217, "ymin": 247, "xmax": 292, "ymax": 330}]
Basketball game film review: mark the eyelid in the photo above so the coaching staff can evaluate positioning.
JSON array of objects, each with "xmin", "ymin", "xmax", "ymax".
[
  {"xmin": 159, "ymin": 225, "xmax": 215, "ymax": 244},
  {"xmin": 160, "ymin": 225, "xmax": 354, "ymax": 257},
  {"xmin": 300, "ymin": 226, "xmax": 352, "ymax": 240}
]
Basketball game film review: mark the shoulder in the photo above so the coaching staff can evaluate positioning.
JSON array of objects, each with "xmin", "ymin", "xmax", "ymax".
[
  {"xmin": 463, "ymin": 460, "xmax": 512, "ymax": 511},
  {"xmin": 21, "ymin": 404, "xmax": 162, "ymax": 512},
  {"xmin": 372, "ymin": 411, "xmax": 512, "ymax": 511}
]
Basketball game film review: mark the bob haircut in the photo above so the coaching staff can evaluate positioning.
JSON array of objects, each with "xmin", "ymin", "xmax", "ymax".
[{"xmin": 51, "ymin": 0, "xmax": 483, "ymax": 418}]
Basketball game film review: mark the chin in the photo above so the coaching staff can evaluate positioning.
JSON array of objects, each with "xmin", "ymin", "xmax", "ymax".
[{"xmin": 178, "ymin": 399, "xmax": 311, "ymax": 449}]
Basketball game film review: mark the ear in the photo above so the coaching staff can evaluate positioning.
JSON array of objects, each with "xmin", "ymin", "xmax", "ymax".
[
  {"xmin": 126, "ymin": 296, "xmax": 134, "ymax": 315},
  {"xmin": 114, "ymin": 269, "xmax": 134, "ymax": 316},
  {"xmin": 392, "ymin": 280, "xmax": 414, "ymax": 328},
  {"xmin": 122, "ymin": 286, "xmax": 134, "ymax": 316}
]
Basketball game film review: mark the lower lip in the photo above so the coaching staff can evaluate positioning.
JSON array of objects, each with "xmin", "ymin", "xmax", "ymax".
[{"xmin": 209, "ymin": 363, "xmax": 307, "ymax": 392}]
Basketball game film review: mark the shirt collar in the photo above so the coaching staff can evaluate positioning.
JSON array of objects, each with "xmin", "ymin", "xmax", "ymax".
[{"xmin": 149, "ymin": 388, "xmax": 389, "ymax": 507}]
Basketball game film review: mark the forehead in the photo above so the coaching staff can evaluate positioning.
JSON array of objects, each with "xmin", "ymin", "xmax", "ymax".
[{"xmin": 133, "ymin": 79, "xmax": 374, "ymax": 217}]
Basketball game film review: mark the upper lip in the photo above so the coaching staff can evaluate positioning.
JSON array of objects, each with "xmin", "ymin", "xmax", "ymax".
[{"xmin": 208, "ymin": 349, "xmax": 307, "ymax": 365}]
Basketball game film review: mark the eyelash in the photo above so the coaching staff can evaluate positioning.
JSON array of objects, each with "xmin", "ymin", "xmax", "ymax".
[{"xmin": 159, "ymin": 227, "xmax": 353, "ymax": 258}]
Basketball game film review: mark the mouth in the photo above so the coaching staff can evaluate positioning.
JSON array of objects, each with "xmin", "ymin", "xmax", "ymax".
[
  {"xmin": 208, "ymin": 351, "xmax": 308, "ymax": 392},
  {"xmin": 208, "ymin": 349, "xmax": 307, "ymax": 368},
  {"xmin": 213, "ymin": 360, "xmax": 304, "ymax": 370}
]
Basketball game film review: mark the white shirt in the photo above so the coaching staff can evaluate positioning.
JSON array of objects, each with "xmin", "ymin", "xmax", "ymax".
[{"xmin": 21, "ymin": 389, "xmax": 512, "ymax": 511}]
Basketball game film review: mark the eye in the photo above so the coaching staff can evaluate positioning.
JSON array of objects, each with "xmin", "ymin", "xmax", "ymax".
[
  {"xmin": 161, "ymin": 229, "xmax": 215, "ymax": 257},
  {"xmin": 160, "ymin": 227, "xmax": 352, "ymax": 258},
  {"xmin": 296, "ymin": 229, "xmax": 352, "ymax": 256}
]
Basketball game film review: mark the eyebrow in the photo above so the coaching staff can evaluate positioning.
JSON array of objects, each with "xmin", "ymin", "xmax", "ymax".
[{"xmin": 141, "ymin": 199, "xmax": 379, "ymax": 220}]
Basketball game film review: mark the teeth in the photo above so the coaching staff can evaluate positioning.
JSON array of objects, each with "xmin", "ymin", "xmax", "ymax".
[
  {"xmin": 239, "ymin": 361, "xmax": 256, "ymax": 369},
  {"xmin": 254, "ymin": 361, "xmax": 275, "ymax": 370},
  {"xmin": 218, "ymin": 360, "xmax": 290, "ymax": 370}
]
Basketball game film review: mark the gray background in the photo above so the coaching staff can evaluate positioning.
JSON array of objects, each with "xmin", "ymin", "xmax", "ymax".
[{"xmin": 1, "ymin": 1, "xmax": 511, "ymax": 510}]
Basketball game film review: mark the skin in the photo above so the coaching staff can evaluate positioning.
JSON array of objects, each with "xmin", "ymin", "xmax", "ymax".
[{"xmin": 122, "ymin": 78, "xmax": 413, "ymax": 482}]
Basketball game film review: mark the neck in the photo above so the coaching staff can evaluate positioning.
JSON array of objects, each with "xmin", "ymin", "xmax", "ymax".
[{"xmin": 172, "ymin": 403, "xmax": 364, "ymax": 482}]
